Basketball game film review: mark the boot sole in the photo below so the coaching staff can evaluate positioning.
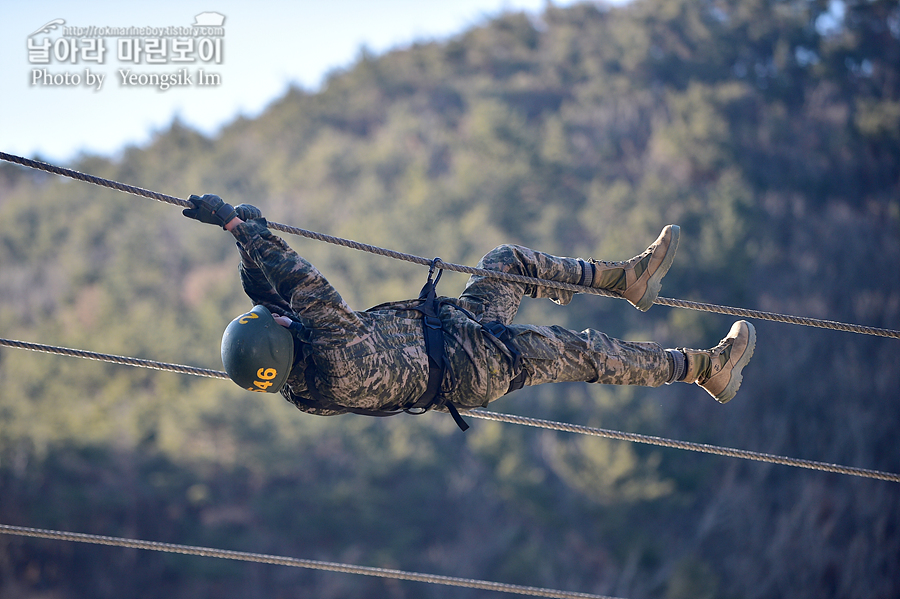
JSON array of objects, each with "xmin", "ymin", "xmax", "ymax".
[
  {"xmin": 634, "ymin": 225, "xmax": 680, "ymax": 311},
  {"xmin": 714, "ymin": 321, "xmax": 756, "ymax": 404}
]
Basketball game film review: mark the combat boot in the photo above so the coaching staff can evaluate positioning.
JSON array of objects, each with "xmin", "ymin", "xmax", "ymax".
[
  {"xmin": 679, "ymin": 320, "xmax": 756, "ymax": 403},
  {"xmin": 590, "ymin": 225, "xmax": 680, "ymax": 311}
]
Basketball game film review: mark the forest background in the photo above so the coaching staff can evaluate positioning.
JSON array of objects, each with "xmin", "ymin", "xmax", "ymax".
[{"xmin": 1, "ymin": 1, "xmax": 899, "ymax": 598}]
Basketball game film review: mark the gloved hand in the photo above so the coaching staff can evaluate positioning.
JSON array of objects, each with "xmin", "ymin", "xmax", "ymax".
[
  {"xmin": 235, "ymin": 203, "xmax": 264, "ymax": 222},
  {"xmin": 182, "ymin": 194, "xmax": 238, "ymax": 228}
]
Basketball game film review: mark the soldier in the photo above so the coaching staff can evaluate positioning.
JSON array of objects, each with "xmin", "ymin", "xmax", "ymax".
[{"xmin": 183, "ymin": 194, "xmax": 755, "ymax": 430}]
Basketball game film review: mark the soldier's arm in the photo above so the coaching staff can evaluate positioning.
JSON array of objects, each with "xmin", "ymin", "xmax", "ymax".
[
  {"xmin": 237, "ymin": 242, "xmax": 295, "ymax": 316},
  {"xmin": 223, "ymin": 217, "xmax": 295, "ymax": 315},
  {"xmin": 226, "ymin": 217, "xmax": 362, "ymax": 332}
]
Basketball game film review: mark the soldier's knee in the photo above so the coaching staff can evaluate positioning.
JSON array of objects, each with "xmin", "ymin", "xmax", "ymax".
[{"xmin": 480, "ymin": 244, "xmax": 528, "ymax": 271}]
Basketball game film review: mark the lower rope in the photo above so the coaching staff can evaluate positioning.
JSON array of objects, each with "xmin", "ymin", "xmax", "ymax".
[
  {"xmin": 2, "ymin": 336, "xmax": 897, "ymax": 483},
  {"xmin": 1, "ymin": 151, "xmax": 897, "ymax": 340},
  {"xmin": 466, "ymin": 410, "xmax": 900, "ymax": 483},
  {"xmin": 0, "ymin": 524, "xmax": 619, "ymax": 599}
]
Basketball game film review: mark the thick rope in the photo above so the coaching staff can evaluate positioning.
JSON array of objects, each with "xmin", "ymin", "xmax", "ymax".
[
  {"xmin": 0, "ymin": 524, "xmax": 618, "ymax": 599},
  {"xmin": 1, "ymin": 151, "xmax": 898, "ymax": 340},
  {"xmin": 2, "ymin": 336, "xmax": 897, "ymax": 483},
  {"xmin": 0, "ymin": 337, "xmax": 229, "ymax": 380},
  {"xmin": 465, "ymin": 411, "xmax": 900, "ymax": 483}
]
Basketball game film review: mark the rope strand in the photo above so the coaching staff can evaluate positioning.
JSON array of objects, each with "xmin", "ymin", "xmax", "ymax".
[
  {"xmin": 1, "ymin": 151, "xmax": 897, "ymax": 340},
  {"xmin": 2, "ymin": 336, "xmax": 897, "ymax": 483},
  {"xmin": 0, "ymin": 524, "xmax": 619, "ymax": 599}
]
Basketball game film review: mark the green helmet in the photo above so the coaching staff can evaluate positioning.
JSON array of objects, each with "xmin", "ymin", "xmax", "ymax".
[{"xmin": 221, "ymin": 305, "xmax": 294, "ymax": 393}]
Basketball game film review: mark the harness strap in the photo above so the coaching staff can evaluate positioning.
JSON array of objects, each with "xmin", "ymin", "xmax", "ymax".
[
  {"xmin": 507, "ymin": 369, "xmax": 527, "ymax": 394},
  {"xmin": 290, "ymin": 259, "xmax": 525, "ymax": 432},
  {"xmin": 293, "ymin": 259, "xmax": 470, "ymax": 431},
  {"xmin": 300, "ymin": 355, "xmax": 470, "ymax": 429},
  {"xmin": 408, "ymin": 260, "xmax": 469, "ymax": 431}
]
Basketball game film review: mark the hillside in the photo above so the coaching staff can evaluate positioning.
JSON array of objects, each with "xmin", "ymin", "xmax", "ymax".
[{"xmin": 1, "ymin": 1, "xmax": 899, "ymax": 597}]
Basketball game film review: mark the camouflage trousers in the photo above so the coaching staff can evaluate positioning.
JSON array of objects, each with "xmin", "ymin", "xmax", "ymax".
[{"xmin": 446, "ymin": 244, "xmax": 671, "ymax": 408}]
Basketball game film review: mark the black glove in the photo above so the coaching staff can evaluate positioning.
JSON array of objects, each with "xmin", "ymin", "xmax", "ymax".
[
  {"xmin": 182, "ymin": 194, "xmax": 238, "ymax": 228},
  {"xmin": 235, "ymin": 203, "xmax": 264, "ymax": 222}
]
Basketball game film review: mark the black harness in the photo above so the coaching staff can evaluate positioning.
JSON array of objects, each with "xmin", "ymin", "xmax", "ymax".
[{"xmin": 290, "ymin": 259, "xmax": 525, "ymax": 431}]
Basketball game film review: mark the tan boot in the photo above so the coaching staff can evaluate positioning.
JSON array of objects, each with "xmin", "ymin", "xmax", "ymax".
[
  {"xmin": 680, "ymin": 320, "xmax": 756, "ymax": 403},
  {"xmin": 590, "ymin": 225, "xmax": 680, "ymax": 311}
]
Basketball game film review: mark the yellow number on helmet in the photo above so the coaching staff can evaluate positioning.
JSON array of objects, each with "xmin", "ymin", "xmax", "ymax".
[
  {"xmin": 253, "ymin": 380, "xmax": 274, "ymax": 390},
  {"xmin": 239, "ymin": 312, "xmax": 260, "ymax": 325},
  {"xmin": 257, "ymin": 368, "xmax": 277, "ymax": 380}
]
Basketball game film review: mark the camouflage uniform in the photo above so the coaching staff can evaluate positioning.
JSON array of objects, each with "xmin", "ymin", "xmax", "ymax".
[{"xmin": 230, "ymin": 220, "xmax": 672, "ymax": 416}]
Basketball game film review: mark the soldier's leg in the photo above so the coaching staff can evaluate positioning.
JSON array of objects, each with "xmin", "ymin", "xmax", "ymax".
[
  {"xmin": 507, "ymin": 324, "xmax": 672, "ymax": 389},
  {"xmin": 455, "ymin": 244, "xmax": 589, "ymax": 324},
  {"xmin": 502, "ymin": 320, "xmax": 757, "ymax": 401},
  {"xmin": 456, "ymin": 225, "xmax": 679, "ymax": 322}
]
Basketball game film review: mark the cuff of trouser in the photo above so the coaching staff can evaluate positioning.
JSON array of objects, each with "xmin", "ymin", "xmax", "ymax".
[
  {"xmin": 665, "ymin": 349, "xmax": 686, "ymax": 384},
  {"xmin": 578, "ymin": 259, "xmax": 594, "ymax": 288}
]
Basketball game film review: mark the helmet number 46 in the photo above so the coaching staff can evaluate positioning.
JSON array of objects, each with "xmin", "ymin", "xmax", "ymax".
[{"xmin": 247, "ymin": 367, "xmax": 279, "ymax": 392}]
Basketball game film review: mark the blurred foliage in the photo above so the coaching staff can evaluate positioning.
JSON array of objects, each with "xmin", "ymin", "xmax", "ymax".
[{"xmin": 1, "ymin": 0, "xmax": 899, "ymax": 597}]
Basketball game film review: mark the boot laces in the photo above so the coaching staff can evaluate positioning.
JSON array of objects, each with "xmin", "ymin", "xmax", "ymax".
[
  {"xmin": 591, "ymin": 247, "xmax": 653, "ymax": 275},
  {"xmin": 705, "ymin": 336, "xmax": 733, "ymax": 378}
]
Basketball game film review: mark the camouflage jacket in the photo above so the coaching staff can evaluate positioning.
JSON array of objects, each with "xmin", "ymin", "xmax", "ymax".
[{"xmin": 230, "ymin": 220, "xmax": 518, "ymax": 417}]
